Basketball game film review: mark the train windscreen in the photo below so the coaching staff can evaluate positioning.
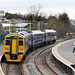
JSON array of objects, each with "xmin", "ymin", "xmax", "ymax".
[{"xmin": 5, "ymin": 40, "xmax": 10, "ymax": 45}]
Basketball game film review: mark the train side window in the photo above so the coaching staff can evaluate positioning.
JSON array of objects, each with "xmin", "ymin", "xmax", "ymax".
[
  {"xmin": 19, "ymin": 41, "xmax": 23, "ymax": 45},
  {"xmin": 38, "ymin": 34, "xmax": 43, "ymax": 39},
  {"xmin": 47, "ymin": 33, "xmax": 50, "ymax": 37},
  {"xmin": 5, "ymin": 40, "xmax": 10, "ymax": 45}
]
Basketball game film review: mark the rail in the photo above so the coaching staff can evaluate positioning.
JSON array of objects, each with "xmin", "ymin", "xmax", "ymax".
[{"xmin": 34, "ymin": 45, "xmax": 58, "ymax": 75}]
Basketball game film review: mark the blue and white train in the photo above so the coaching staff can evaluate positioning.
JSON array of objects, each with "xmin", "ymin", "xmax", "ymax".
[{"xmin": 3, "ymin": 29, "xmax": 57, "ymax": 62}]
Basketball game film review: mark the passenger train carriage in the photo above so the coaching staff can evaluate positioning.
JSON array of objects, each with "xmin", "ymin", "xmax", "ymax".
[
  {"xmin": 45, "ymin": 30, "xmax": 56, "ymax": 43},
  {"xmin": 31, "ymin": 30, "xmax": 44, "ymax": 47},
  {"xmin": 4, "ymin": 31, "xmax": 31, "ymax": 62},
  {"xmin": 3, "ymin": 29, "xmax": 56, "ymax": 62},
  {"xmin": 19, "ymin": 31, "xmax": 31, "ymax": 53}
]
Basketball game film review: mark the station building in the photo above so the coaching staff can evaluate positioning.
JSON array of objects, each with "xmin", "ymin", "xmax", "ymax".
[{"xmin": 0, "ymin": 10, "xmax": 5, "ymax": 23}]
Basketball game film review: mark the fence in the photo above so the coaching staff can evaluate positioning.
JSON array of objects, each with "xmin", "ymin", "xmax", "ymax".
[{"xmin": 0, "ymin": 31, "xmax": 9, "ymax": 45}]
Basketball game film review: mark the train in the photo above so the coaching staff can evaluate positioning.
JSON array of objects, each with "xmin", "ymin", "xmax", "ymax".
[{"xmin": 3, "ymin": 29, "xmax": 57, "ymax": 62}]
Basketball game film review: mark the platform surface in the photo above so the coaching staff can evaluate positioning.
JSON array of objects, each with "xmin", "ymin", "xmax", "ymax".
[{"xmin": 58, "ymin": 39, "xmax": 75, "ymax": 64}]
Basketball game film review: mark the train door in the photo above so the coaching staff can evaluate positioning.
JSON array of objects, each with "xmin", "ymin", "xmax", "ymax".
[
  {"xmin": 10, "ymin": 36, "xmax": 18, "ymax": 55},
  {"xmin": 12, "ymin": 38, "xmax": 17, "ymax": 54}
]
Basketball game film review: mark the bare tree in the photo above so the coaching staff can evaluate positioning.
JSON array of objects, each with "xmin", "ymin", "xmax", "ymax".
[{"xmin": 27, "ymin": 4, "xmax": 42, "ymax": 16}]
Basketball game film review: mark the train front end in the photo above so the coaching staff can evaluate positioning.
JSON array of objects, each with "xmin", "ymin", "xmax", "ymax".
[{"xmin": 4, "ymin": 34, "xmax": 25, "ymax": 62}]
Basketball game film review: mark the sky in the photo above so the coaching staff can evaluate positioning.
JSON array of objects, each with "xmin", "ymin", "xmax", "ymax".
[{"xmin": 0, "ymin": 0, "xmax": 75, "ymax": 19}]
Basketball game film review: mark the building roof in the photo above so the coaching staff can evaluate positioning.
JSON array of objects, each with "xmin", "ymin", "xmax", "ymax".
[
  {"xmin": 1, "ymin": 23, "xmax": 11, "ymax": 27},
  {"xmin": 14, "ymin": 23, "xmax": 29, "ymax": 27},
  {"xmin": 0, "ymin": 10, "xmax": 5, "ymax": 16}
]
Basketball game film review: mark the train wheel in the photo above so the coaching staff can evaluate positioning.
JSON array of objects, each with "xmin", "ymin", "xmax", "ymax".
[{"xmin": 2, "ymin": 54, "xmax": 6, "ymax": 62}]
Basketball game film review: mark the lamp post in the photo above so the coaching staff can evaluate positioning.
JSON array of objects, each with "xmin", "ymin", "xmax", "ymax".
[
  {"xmin": 53, "ymin": 25, "xmax": 55, "ymax": 30},
  {"xmin": 9, "ymin": 21, "xmax": 11, "ymax": 33},
  {"xmin": 20, "ymin": 24, "xmax": 21, "ymax": 31},
  {"xmin": 38, "ymin": 22, "xmax": 40, "ymax": 30},
  {"xmin": 37, "ymin": 13, "xmax": 42, "ymax": 30},
  {"xmin": 30, "ymin": 21, "xmax": 31, "ymax": 30}
]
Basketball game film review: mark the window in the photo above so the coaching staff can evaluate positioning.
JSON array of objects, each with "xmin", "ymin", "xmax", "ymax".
[
  {"xmin": 34, "ymin": 34, "xmax": 43, "ymax": 40},
  {"xmin": 6, "ymin": 37, "xmax": 10, "ymax": 39},
  {"xmin": 19, "ymin": 38, "xmax": 23, "ymax": 39},
  {"xmin": 34, "ymin": 35, "xmax": 38, "ymax": 40},
  {"xmin": 38, "ymin": 34, "xmax": 43, "ymax": 39},
  {"xmin": 20, "ymin": 33, "xmax": 24, "ymax": 36},
  {"xmin": 19, "ymin": 41, "xmax": 23, "ymax": 45},
  {"xmin": 5, "ymin": 40, "xmax": 10, "ymax": 45},
  {"xmin": 47, "ymin": 33, "xmax": 50, "ymax": 37}
]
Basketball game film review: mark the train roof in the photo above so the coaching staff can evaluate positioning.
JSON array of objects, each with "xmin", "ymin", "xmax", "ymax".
[
  {"xmin": 5, "ymin": 33, "xmax": 23, "ymax": 37},
  {"xmin": 44, "ymin": 29, "xmax": 56, "ymax": 33},
  {"xmin": 31, "ymin": 30, "xmax": 44, "ymax": 34},
  {"xmin": 18, "ymin": 31, "xmax": 31, "ymax": 37},
  {"xmin": 5, "ymin": 31, "xmax": 31, "ymax": 37}
]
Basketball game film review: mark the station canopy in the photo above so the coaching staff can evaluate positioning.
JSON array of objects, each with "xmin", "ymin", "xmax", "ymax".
[{"xmin": 14, "ymin": 23, "xmax": 29, "ymax": 28}]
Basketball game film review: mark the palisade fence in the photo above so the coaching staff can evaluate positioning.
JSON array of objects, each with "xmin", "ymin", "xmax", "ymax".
[{"xmin": 0, "ymin": 31, "xmax": 9, "ymax": 45}]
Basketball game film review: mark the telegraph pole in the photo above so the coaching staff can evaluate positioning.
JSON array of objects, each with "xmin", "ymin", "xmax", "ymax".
[
  {"xmin": 30, "ymin": 21, "xmax": 31, "ymax": 30},
  {"xmin": 38, "ymin": 22, "xmax": 40, "ymax": 30}
]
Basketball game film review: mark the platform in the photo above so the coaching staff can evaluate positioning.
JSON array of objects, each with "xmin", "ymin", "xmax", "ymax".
[
  {"xmin": 58, "ymin": 39, "xmax": 75, "ymax": 64},
  {"xmin": 52, "ymin": 39, "xmax": 75, "ymax": 75}
]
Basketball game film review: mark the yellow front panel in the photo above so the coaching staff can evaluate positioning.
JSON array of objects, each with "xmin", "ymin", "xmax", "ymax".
[
  {"xmin": 12, "ymin": 39, "xmax": 17, "ymax": 54},
  {"xmin": 4, "ymin": 34, "xmax": 25, "ymax": 62},
  {"xmin": 5, "ymin": 54, "xmax": 23, "ymax": 62}
]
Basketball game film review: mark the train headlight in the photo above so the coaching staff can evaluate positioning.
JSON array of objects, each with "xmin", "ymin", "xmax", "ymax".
[
  {"xmin": 20, "ymin": 48, "xmax": 23, "ymax": 50},
  {"xmin": 5, "ymin": 48, "xmax": 9, "ymax": 50}
]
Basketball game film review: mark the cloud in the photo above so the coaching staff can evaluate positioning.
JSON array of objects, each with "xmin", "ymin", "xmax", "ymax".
[
  {"xmin": 0, "ymin": 0, "xmax": 75, "ymax": 19},
  {"xmin": 41, "ymin": 8, "xmax": 75, "ymax": 19}
]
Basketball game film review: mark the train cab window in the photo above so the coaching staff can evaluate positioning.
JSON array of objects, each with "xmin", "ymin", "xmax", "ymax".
[
  {"xmin": 6, "ymin": 37, "xmax": 10, "ymax": 39},
  {"xmin": 19, "ymin": 41, "xmax": 23, "ymax": 45},
  {"xmin": 5, "ymin": 40, "xmax": 10, "ymax": 45},
  {"xmin": 19, "ymin": 38, "xmax": 23, "ymax": 39}
]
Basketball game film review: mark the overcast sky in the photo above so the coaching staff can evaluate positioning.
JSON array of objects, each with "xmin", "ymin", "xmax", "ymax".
[{"xmin": 0, "ymin": 0, "xmax": 75, "ymax": 19}]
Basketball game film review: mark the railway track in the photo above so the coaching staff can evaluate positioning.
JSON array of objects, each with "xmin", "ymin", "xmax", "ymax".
[
  {"xmin": 21, "ymin": 39, "xmax": 68, "ymax": 75},
  {"xmin": 1, "ymin": 39, "xmax": 68, "ymax": 75},
  {"xmin": 1, "ymin": 61, "xmax": 23, "ymax": 75},
  {"xmin": 34, "ymin": 45, "xmax": 58, "ymax": 75}
]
